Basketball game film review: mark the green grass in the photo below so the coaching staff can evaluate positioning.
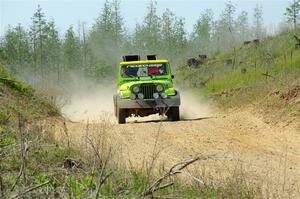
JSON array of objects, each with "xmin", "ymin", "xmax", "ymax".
[
  {"xmin": 176, "ymin": 28, "xmax": 300, "ymax": 112},
  {"xmin": 0, "ymin": 110, "xmax": 10, "ymax": 125}
]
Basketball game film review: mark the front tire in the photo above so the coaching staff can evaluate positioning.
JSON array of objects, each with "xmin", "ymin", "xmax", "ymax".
[
  {"xmin": 117, "ymin": 108, "xmax": 126, "ymax": 124},
  {"xmin": 166, "ymin": 107, "xmax": 180, "ymax": 121}
]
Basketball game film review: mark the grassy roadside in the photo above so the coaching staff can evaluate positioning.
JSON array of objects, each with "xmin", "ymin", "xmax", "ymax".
[{"xmin": 175, "ymin": 28, "xmax": 300, "ymax": 120}]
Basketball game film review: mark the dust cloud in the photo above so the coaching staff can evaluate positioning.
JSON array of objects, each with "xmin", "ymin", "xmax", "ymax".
[
  {"xmin": 62, "ymin": 87, "xmax": 115, "ymax": 122},
  {"xmin": 61, "ymin": 81, "xmax": 116, "ymax": 122},
  {"xmin": 62, "ymin": 82, "xmax": 213, "ymax": 122},
  {"xmin": 179, "ymin": 90, "xmax": 213, "ymax": 120}
]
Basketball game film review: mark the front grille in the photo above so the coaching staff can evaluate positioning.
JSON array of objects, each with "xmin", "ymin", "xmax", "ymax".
[{"xmin": 140, "ymin": 84, "xmax": 156, "ymax": 99}]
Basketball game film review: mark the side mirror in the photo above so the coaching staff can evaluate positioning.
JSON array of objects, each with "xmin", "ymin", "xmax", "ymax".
[{"xmin": 171, "ymin": 75, "xmax": 175, "ymax": 79}]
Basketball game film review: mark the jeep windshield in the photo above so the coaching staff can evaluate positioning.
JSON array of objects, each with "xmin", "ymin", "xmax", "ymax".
[{"xmin": 121, "ymin": 63, "xmax": 168, "ymax": 78}]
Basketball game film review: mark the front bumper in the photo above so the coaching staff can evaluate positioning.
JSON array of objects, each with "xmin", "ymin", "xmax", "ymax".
[{"xmin": 117, "ymin": 92, "xmax": 180, "ymax": 109}]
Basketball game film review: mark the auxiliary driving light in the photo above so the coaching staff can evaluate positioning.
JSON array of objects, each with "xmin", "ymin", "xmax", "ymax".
[
  {"xmin": 160, "ymin": 92, "xmax": 168, "ymax": 99},
  {"xmin": 132, "ymin": 85, "xmax": 140, "ymax": 93},
  {"xmin": 156, "ymin": 84, "xmax": 163, "ymax": 92},
  {"xmin": 153, "ymin": 93, "xmax": 159, "ymax": 99},
  {"xmin": 130, "ymin": 93, "xmax": 136, "ymax": 100},
  {"xmin": 137, "ymin": 93, "xmax": 144, "ymax": 99}
]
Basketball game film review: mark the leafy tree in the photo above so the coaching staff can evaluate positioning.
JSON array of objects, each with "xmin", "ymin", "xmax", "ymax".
[{"xmin": 285, "ymin": 0, "xmax": 300, "ymax": 29}]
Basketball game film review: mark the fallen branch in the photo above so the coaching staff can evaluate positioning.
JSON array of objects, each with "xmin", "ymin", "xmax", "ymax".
[
  {"xmin": 143, "ymin": 154, "xmax": 219, "ymax": 197},
  {"xmin": 143, "ymin": 157, "xmax": 201, "ymax": 197},
  {"xmin": 152, "ymin": 182, "xmax": 174, "ymax": 193},
  {"xmin": 10, "ymin": 180, "xmax": 51, "ymax": 199}
]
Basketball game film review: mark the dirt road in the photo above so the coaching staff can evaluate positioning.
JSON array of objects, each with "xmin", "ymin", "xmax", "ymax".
[{"xmin": 56, "ymin": 109, "xmax": 300, "ymax": 197}]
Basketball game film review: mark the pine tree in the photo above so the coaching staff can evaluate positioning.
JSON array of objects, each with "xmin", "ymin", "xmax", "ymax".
[
  {"xmin": 134, "ymin": 0, "xmax": 161, "ymax": 53},
  {"xmin": 253, "ymin": 4, "xmax": 265, "ymax": 39},
  {"xmin": 285, "ymin": 0, "xmax": 300, "ymax": 29},
  {"xmin": 235, "ymin": 11, "xmax": 250, "ymax": 42},
  {"xmin": 29, "ymin": 5, "xmax": 48, "ymax": 77},
  {"xmin": 63, "ymin": 26, "xmax": 81, "ymax": 71},
  {"xmin": 192, "ymin": 9, "xmax": 213, "ymax": 54},
  {"xmin": 223, "ymin": 1, "xmax": 236, "ymax": 33},
  {"xmin": 1, "ymin": 24, "xmax": 31, "ymax": 68},
  {"xmin": 160, "ymin": 9, "xmax": 187, "ymax": 59},
  {"xmin": 212, "ymin": 1, "xmax": 236, "ymax": 51},
  {"xmin": 172, "ymin": 17, "xmax": 187, "ymax": 60},
  {"xmin": 161, "ymin": 9, "xmax": 176, "ymax": 56},
  {"xmin": 45, "ymin": 20, "xmax": 62, "ymax": 81},
  {"xmin": 95, "ymin": 0, "xmax": 113, "ymax": 33},
  {"xmin": 111, "ymin": 0, "xmax": 124, "ymax": 42},
  {"xmin": 88, "ymin": 0, "xmax": 124, "ymax": 79}
]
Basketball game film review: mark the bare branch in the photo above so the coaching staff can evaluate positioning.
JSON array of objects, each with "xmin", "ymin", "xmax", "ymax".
[
  {"xmin": 143, "ymin": 156, "xmax": 201, "ymax": 197},
  {"xmin": 62, "ymin": 121, "xmax": 70, "ymax": 148},
  {"xmin": 143, "ymin": 154, "xmax": 218, "ymax": 197},
  {"xmin": 0, "ymin": 175, "xmax": 4, "ymax": 198},
  {"xmin": 11, "ymin": 113, "xmax": 28, "ymax": 192},
  {"xmin": 95, "ymin": 148, "xmax": 112, "ymax": 199},
  {"xmin": 10, "ymin": 180, "xmax": 51, "ymax": 199},
  {"xmin": 153, "ymin": 182, "xmax": 174, "ymax": 193}
]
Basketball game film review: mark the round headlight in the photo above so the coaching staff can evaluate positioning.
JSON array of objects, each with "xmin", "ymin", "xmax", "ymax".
[
  {"xmin": 130, "ymin": 93, "xmax": 136, "ymax": 100},
  {"xmin": 160, "ymin": 92, "xmax": 168, "ymax": 99},
  {"xmin": 137, "ymin": 93, "xmax": 144, "ymax": 99},
  {"xmin": 132, "ymin": 86, "xmax": 140, "ymax": 93},
  {"xmin": 156, "ymin": 84, "xmax": 163, "ymax": 92},
  {"xmin": 153, "ymin": 93, "xmax": 159, "ymax": 99}
]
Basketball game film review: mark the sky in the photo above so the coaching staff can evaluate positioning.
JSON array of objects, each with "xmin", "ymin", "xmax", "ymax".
[{"xmin": 0, "ymin": 0, "xmax": 290, "ymax": 38}]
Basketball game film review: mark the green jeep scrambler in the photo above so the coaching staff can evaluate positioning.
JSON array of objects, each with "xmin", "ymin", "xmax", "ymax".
[{"xmin": 113, "ymin": 55, "xmax": 180, "ymax": 124}]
